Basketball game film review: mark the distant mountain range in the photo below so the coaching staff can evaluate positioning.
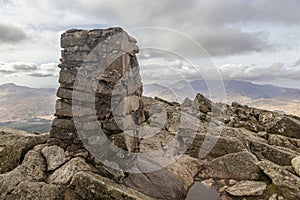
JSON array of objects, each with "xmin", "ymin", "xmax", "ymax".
[
  {"xmin": 0, "ymin": 80, "xmax": 299, "ymax": 133},
  {"xmin": 0, "ymin": 83, "xmax": 56, "ymax": 133},
  {"xmin": 144, "ymin": 80, "xmax": 300, "ymax": 116}
]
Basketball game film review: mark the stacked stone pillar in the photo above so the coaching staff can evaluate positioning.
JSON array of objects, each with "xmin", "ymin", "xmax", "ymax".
[{"xmin": 50, "ymin": 28, "xmax": 144, "ymax": 160}]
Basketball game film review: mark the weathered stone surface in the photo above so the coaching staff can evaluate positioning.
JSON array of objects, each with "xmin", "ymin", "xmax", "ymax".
[
  {"xmin": 203, "ymin": 151, "xmax": 260, "ymax": 180},
  {"xmin": 248, "ymin": 139, "xmax": 299, "ymax": 166},
  {"xmin": 291, "ymin": 156, "xmax": 300, "ymax": 177},
  {"xmin": 124, "ymin": 157, "xmax": 186, "ymax": 200},
  {"xmin": 226, "ymin": 181, "xmax": 267, "ymax": 196},
  {"xmin": 0, "ymin": 149, "xmax": 47, "ymax": 199},
  {"xmin": 61, "ymin": 29, "xmax": 89, "ymax": 48},
  {"xmin": 201, "ymin": 178, "xmax": 215, "ymax": 188},
  {"xmin": 70, "ymin": 171, "xmax": 154, "ymax": 200},
  {"xmin": 4, "ymin": 181, "xmax": 67, "ymax": 200},
  {"xmin": 41, "ymin": 145, "xmax": 70, "ymax": 171},
  {"xmin": 187, "ymin": 133, "xmax": 246, "ymax": 158},
  {"xmin": 226, "ymin": 104, "xmax": 300, "ymax": 139},
  {"xmin": 268, "ymin": 134, "xmax": 300, "ymax": 153},
  {"xmin": 0, "ymin": 127, "xmax": 48, "ymax": 174},
  {"xmin": 166, "ymin": 155, "xmax": 203, "ymax": 192},
  {"xmin": 48, "ymin": 157, "xmax": 93, "ymax": 184},
  {"xmin": 194, "ymin": 93, "xmax": 212, "ymax": 114},
  {"xmin": 257, "ymin": 160, "xmax": 300, "ymax": 199},
  {"xmin": 268, "ymin": 194, "xmax": 286, "ymax": 200}
]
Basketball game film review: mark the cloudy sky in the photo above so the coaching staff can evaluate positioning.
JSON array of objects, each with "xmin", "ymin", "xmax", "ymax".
[{"xmin": 1, "ymin": 0, "xmax": 300, "ymax": 88}]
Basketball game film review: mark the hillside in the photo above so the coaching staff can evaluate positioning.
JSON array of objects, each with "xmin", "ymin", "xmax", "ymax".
[{"xmin": 0, "ymin": 83, "xmax": 56, "ymax": 132}]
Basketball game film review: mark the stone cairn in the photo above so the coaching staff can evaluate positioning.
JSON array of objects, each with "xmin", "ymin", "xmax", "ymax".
[{"xmin": 49, "ymin": 28, "xmax": 144, "ymax": 167}]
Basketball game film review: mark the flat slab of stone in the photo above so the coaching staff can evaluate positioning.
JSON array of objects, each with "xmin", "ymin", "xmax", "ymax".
[
  {"xmin": 70, "ymin": 171, "xmax": 154, "ymax": 200},
  {"xmin": 205, "ymin": 151, "xmax": 260, "ymax": 180},
  {"xmin": 226, "ymin": 181, "xmax": 267, "ymax": 196},
  {"xmin": 257, "ymin": 160, "xmax": 300, "ymax": 199}
]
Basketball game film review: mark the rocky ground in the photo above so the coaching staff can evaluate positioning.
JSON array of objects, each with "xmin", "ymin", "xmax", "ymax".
[{"xmin": 1, "ymin": 94, "xmax": 300, "ymax": 200}]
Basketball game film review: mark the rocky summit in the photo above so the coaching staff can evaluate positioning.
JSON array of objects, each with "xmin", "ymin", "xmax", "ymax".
[{"xmin": 1, "ymin": 28, "xmax": 300, "ymax": 200}]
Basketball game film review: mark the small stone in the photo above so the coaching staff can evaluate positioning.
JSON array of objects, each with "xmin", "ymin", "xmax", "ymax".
[
  {"xmin": 226, "ymin": 181, "xmax": 267, "ymax": 196},
  {"xmin": 257, "ymin": 131, "xmax": 268, "ymax": 139},
  {"xmin": 228, "ymin": 179, "xmax": 238, "ymax": 186},
  {"xmin": 218, "ymin": 179, "xmax": 226, "ymax": 185},
  {"xmin": 291, "ymin": 156, "xmax": 300, "ymax": 176},
  {"xmin": 201, "ymin": 178, "xmax": 215, "ymax": 188},
  {"xmin": 219, "ymin": 186, "xmax": 228, "ymax": 193},
  {"xmin": 278, "ymin": 195, "xmax": 285, "ymax": 200},
  {"xmin": 268, "ymin": 194, "xmax": 278, "ymax": 200}
]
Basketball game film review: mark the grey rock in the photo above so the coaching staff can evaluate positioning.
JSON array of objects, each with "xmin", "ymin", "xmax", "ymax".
[
  {"xmin": 291, "ymin": 156, "xmax": 300, "ymax": 177},
  {"xmin": 201, "ymin": 178, "xmax": 215, "ymax": 188},
  {"xmin": 0, "ymin": 127, "xmax": 48, "ymax": 174},
  {"xmin": 226, "ymin": 181, "xmax": 267, "ymax": 196},
  {"xmin": 70, "ymin": 171, "xmax": 154, "ymax": 200},
  {"xmin": 41, "ymin": 145, "xmax": 70, "ymax": 171},
  {"xmin": 0, "ymin": 149, "xmax": 47, "ymax": 199},
  {"xmin": 203, "ymin": 151, "xmax": 260, "ymax": 180},
  {"xmin": 248, "ymin": 139, "xmax": 299, "ymax": 166},
  {"xmin": 124, "ymin": 156, "xmax": 187, "ymax": 200},
  {"xmin": 187, "ymin": 133, "xmax": 246, "ymax": 158},
  {"xmin": 257, "ymin": 160, "xmax": 300, "ymax": 199},
  {"xmin": 48, "ymin": 157, "xmax": 93, "ymax": 184},
  {"xmin": 269, "ymin": 134, "xmax": 300, "ymax": 153},
  {"xmin": 4, "ymin": 181, "xmax": 67, "ymax": 200}
]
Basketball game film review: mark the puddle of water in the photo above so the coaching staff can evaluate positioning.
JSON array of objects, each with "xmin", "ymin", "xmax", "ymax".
[{"xmin": 185, "ymin": 182, "xmax": 220, "ymax": 200}]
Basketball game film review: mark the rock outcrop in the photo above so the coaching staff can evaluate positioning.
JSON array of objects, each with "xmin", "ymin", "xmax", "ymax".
[{"xmin": 1, "ymin": 27, "xmax": 300, "ymax": 200}]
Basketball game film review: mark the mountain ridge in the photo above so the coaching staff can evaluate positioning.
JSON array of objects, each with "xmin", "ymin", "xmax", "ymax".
[{"xmin": 144, "ymin": 79, "xmax": 300, "ymax": 116}]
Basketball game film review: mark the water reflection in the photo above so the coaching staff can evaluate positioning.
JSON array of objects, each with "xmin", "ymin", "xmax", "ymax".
[{"xmin": 185, "ymin": 182, "xmax": 220, "ymax": 200}]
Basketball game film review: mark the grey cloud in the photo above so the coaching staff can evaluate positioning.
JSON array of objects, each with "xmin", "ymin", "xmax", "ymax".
[
  {"xmin": 0, "ymin": 62, "xmax": 58, "ymax": 77},
  {"xmin": 61, "ymin": 0, "xmax": 300, "ymax": 26},
  {"xmin": 49, "ymin": 0, "xmax": 287, "ymax": 56},
  {"xmin": 190, "ymin": 27, "xmax": 271, "ymax": 56},
  {"xmin": 13, "ymin": 63, "xmax": 38, "ymax": 71},
  {"xmin": 0, "ymin": 69, "xmax": 16, "ymax": 75},
  {"xmin": 0, "ymin": 23, "xmax": 27, "ymax": 44},
  {"xmin": 195, "ymin": 0, "xmax": 300, "ymax": 25}
]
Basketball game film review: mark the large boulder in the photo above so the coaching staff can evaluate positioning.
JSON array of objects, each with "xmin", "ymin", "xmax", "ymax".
[
  {"xmin": 70, "ymin": 171, "xmax": 154, "ymax": 200},
  {"xmin": 201, "ymin": 151, "xmax": 260, "ymax": 180},
  {"xmin": 257, "ymin": 160, "xmax": 300, "ymax": 199}
]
